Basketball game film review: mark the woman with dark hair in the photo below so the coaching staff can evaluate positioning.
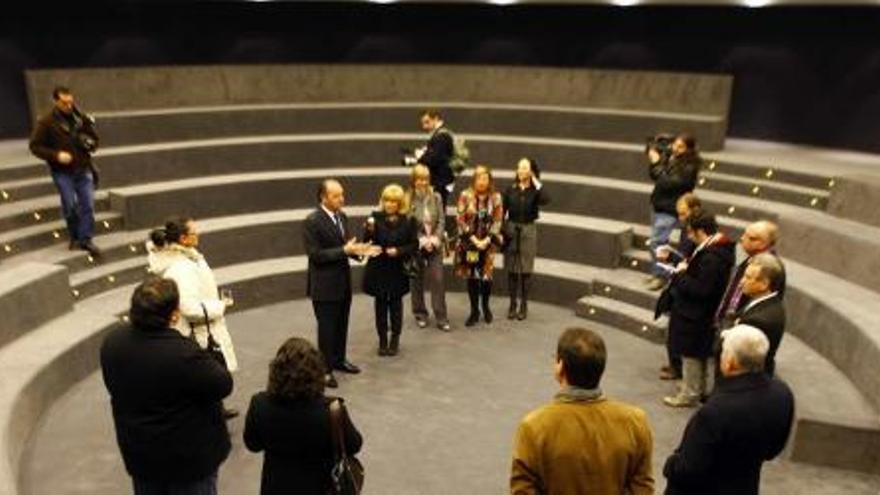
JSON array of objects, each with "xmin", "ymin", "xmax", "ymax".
[
  {"xmin": 147, "ymin": 216, "xmax": 239, "ymax": 417},
  {"xmin": 455, "ymin": 165, "xmax": 504, "ymax": 327},
  {"xmin": 244, "ymin": 337, "xmax": 363, "ymax": 495},
  {"xmin": 363, "ymin": 183, "xmax": 419, "ymax": 356},
  {"xmin": 502, "ymin": 157, "xmax": 549, "ymax": 321}
]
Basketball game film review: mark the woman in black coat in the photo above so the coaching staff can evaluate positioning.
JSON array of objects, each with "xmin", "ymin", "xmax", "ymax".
[
  {"xmin": 244, "ymin": 337, "xmax": 363, "ymax": 495},
  {"xmin": 363, "ymin": 183, "xmax": 418, "ymax": 356}
]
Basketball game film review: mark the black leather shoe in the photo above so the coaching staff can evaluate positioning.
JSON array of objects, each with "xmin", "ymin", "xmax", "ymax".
[
  {"xmin": 79, "ymin": 240, "xmax": 102, "ymax": 258},
  {"xmin": 68, "ymin": 239, "xmax": 78, "ymax": 251},
  {"xmin": 465, "ymin": 312, "xmax": 480, "ymax": 327},
  {"xmin": 335, "ymin": 361, "xmax": 361, "ymax": 374},
  {"xmin": 325, "ymin": 374, "xmax": 338, "ymax": 388}
]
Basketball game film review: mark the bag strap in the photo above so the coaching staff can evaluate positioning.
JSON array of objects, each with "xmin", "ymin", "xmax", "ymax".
[
  {"xmin": 329, "ymin": 399, "xmax": 348, "ymax": 461},
  {"xmin": 189, "ymin": 303, "xmax": 218, "ymax": 348}
]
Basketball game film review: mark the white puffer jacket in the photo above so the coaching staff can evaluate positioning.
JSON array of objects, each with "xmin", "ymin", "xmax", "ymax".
[{"xmin": 147, "ymin": 242, "xmax": 238, "ymax": 372}]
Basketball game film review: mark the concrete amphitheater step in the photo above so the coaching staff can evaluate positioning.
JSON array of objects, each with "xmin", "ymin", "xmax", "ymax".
[
  {"xmin": 701, "ymin": 155, "xmax": 837, "ymax": 192},
  {"xmin": 592, "ymin": 268, "xmax": 661, "ymax": 312},
  {"xmin": 699, "ymin": 170, "xmax": 830, "ymax": 210},
  {"xmin": 0, "ymin": 212, "xmax": 123, "ymax": 257},
  {"xmin": 575, "ymin": 294, "xmax": 668, "ymax": 344},
  {"xmin": 0, "ymin": 262, "xmax": 73, "ymax": 348},
  {"xmin": 56, "ymin": 208, "xmax": 630, "ymax": 303},
  {"xmin": 620, "ymin": 248, "xmax": 654, "ymax": 275},
  {"xmin": 0, "ymin": 176, "xmax": 55, "ymax": 204},
  {"xmin": 93, "ymin": 102, "xmax": 728, "ymax": 149},
  {"xmin": 0, "ymin": 192, "xmax": 111, "ymax": 234}
]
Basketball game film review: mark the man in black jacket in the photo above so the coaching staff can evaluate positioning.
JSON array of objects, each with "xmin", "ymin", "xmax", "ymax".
[
  {"xmin": 645, "ymin": 134, "xmax": 702, "ymax": 291},
  {"xmin": 716, "ymin": 220, "xmax": 785, "ymax": 328},
  {"xmin": 100, "ymin": 277, "xmax": 232, "ymax": 495},
  {"xmin": 664, "ymin": 324, "xmax": 794, "ymax": 495},
  {"xmin": 415, "ymin": 109, "xmax": 455, "ymax": 208},
  {"xmin": 664, "ymin": 213, "xmax": 735, "ymax": 408},
  {"xmin": 735, "ymin": 253, "xmax": 786, "ymax": 376},
  {"xmin": 29, "ymin": 86, "xmax": 102, "ymax": 257},
  {"xmin": 303, "ymin": 179, "xmax": 380, "ymax": 388}
]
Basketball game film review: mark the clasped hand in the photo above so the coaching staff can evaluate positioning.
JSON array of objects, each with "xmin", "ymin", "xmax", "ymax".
[
  {"xmin": 344, "ymin": 238, "xmax": 383, "ymax": 258},
  {"xmin": 470, "ymin": 235, "xmax": 491, "ymax": 251}
]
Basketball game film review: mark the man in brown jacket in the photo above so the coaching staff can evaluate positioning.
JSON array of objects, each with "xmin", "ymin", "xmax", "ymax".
[
  {"xmin": 511, "ymin": 327, "xmax": 655, "ymax": 495},
  {"xmin": 29, "ymin": 86, "xmax": 102, "ymax": 257}
]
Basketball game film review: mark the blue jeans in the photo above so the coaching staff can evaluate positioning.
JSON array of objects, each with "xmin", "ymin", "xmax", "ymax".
[
  {"xmin": 50, "ymin": 169, "xmax": 95, "ymax": 244},
  {"xmin": 649, "ymin": 212, "xmax": 678, "ymax": 278},
  {"xmin": 132, "ymin": 472, "xmax": 218, "ymax": 495}
]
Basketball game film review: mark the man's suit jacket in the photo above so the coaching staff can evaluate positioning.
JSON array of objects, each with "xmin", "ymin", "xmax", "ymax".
[
  {"xmin": 718, "ymin": 251, "xmax": 787, "ymax": 317},
  {"xmin": 736, "ymin": 294, "xmax": 786, "ymax": 376},
  {"xmin": 303, "ymin": 208, "xmax": 353, "ymax": 302},
  {"xmin": 420, "ymin": 126, "xmax": 454, "ymax": 190},
  {"xmin": 664, "ymin": 373, "xmax": 794, "ymax": 495}
]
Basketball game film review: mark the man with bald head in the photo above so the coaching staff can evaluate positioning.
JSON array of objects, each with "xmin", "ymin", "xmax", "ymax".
[
  {"xmin": 303, "ymin": 178, "xmax": 380, "ymax": 388},
  {"xmin": 715, "ymin": 220, "xmax": 786, "ymax": 328},
  {"xmin": 664, "ymin": 325, "xmax": 794, "ymax": 495}
]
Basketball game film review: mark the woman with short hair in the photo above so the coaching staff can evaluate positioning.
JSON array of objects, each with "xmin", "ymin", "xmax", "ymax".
[
  {"xmin": 363, "ymin": 183, "xmax": 419, "ymax": 355},
  {"xmin": 244, "ymin": 337, "xmax": 363, "ymax": 495}
]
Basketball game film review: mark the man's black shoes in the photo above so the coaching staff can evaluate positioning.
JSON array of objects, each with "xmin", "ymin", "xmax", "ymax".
[{"xmin": 334, "ymin": 361, "xmax": 361, "ymax": 374}]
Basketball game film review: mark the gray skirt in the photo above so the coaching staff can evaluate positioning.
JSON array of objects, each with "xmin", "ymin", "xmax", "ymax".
[{"xmin": 503, "ymin": 221, "xmax": 537, "ymax": 274}]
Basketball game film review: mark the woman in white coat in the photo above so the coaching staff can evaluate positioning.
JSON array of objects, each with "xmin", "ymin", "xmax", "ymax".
[{"xmin": 147, "ymin": 216, "xmax": 239, "ymax": 417}]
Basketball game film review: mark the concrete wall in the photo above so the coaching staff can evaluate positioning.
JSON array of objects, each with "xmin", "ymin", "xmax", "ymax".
[{"xmin": 25, "ymin": 64, "xmax": 732, "ymax": 125}]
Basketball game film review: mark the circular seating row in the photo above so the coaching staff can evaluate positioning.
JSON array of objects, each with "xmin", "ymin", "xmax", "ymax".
[{"xmin": 2, "ymin": 65, "xmax": 879, "ymax": 492}]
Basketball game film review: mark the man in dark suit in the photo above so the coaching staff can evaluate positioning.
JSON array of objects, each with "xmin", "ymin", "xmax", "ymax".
[
  {"xmin": 415, "ymin": 109, "xmax": 455, "ymax": 208},
  {"xmin": 101, "ymin": 277, "xmax": 233, "ymax": 495},
  {"xmin": 664, "ymin": 324, "xmax": 795, "ymax": 495},
  {"xmin": 735, "ymin": 253, "xmax": 786, "ymax": 376},
  {"xmin": 715, "ymin": 220, "xmax": 785, "ymax": 328},
  {"xmin": 303, "ymin": 179, "xmax": 380, "ymax": 388}
]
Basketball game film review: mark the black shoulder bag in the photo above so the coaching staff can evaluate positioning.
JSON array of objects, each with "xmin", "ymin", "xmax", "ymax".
[
  {"xmin": 328, "ymin": 400, "xmax": 365, "ymax": 495},
  {"xmin": 190, "ymin": 303, "xmax": 227, "ymax": 368}
]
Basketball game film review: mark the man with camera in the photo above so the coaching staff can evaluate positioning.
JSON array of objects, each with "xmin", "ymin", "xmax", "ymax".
[
  {"xmin": 645, "ymin": 134, "xmax": 702, "ymax": 291},
  {"xmin": 404, "ymin": 109, "xmax": 456, "ymax": 209},
  {"xmin": 29, "ymin": 86, "xmax": 102, "ymax": 257}
]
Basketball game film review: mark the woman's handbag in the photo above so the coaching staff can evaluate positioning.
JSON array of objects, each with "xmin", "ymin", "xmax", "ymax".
[
  {"xmin": 190, "ymin": 303, "xmax": 227, "ymax": 368},
  {"xmin": 328, "ymin": 400, "xmax": 365, "ymax": 495}
]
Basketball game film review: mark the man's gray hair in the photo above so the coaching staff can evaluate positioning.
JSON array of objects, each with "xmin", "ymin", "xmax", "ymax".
[
  {"xmin": 751, "ymin": 220, "xmax": 779, "ymax": 247},
  {"xmin": 749, "ymin": 252, "xmax": 784, "ymax": 292},
  {"xmin": 721, "ymin": 324, "xmax": 770, "ymax": 373}
]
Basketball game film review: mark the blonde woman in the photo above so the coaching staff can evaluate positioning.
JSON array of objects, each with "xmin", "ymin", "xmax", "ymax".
[
  {"xmin": 363, "ymin": 184, "xmax": 419, "ymax": 356},
  {"xmin": 406, "ymin": 165, "xmax": 450, "ymax": 332},
  {"xmin": 455, "ymin": 165, "xmax": 504, "ymax": 327}
]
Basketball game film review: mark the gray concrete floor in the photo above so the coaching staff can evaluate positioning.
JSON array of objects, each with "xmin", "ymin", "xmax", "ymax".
[{"xmin": 22, "ymin": 295, "xmax": 880, "ymax": 494}]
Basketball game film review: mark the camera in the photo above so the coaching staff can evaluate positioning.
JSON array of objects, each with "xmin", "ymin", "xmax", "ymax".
[
  {"xmin": 76, "ymin": 133, "xmax": 97, "ymax": 153},
  {"xmin": 645, "ymin": 133, "xmax": 675, "ymax": 163},
  {"xmin": 73, "ymin": 106, "xmax": 98, "ymax": 153}
]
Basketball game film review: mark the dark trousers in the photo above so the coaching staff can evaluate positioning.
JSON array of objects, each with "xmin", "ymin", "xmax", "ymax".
[
  {"xmin": 50, "ymin": 169, "xmax": 95, "ymax": 243},
  {"xmin": 374, "ymin": 295, "xmax": 403, "ymax": 336},
  {"xmin": 132, "ymin": 472, "xmax": 217, "ymax": 495},
  {"xmin": 312, "ymin": 296, "xmax": 352, "ymax": 370}
]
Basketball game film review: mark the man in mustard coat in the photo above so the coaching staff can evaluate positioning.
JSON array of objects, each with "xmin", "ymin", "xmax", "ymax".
[{"xmin": 511, "ymin": 327, "xmax": 655, "ymax": 495}]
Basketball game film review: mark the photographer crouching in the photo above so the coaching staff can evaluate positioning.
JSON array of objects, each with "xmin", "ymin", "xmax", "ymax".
[
  {"xmin": 645, "ymin": 133, "xmax": 702, "ymax": 291},
  {"xmin": 29, "ymin": 86, "xmax": 102, "ymax": 257}
]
